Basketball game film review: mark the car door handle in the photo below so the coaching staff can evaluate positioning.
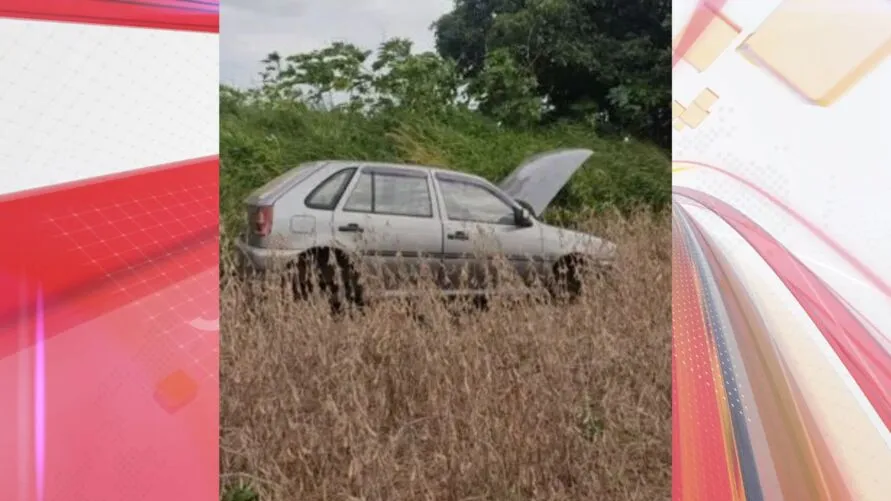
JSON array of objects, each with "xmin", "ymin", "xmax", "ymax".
[
  {"xmin": 447, "ymin": 231, "xmax": 469, "ymax": 241},
  {"xmin": 338, "ymin": 223, "xmax": 364, "ymax": 233}
]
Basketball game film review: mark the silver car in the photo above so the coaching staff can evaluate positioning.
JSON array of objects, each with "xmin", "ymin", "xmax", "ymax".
[{"xmin": 235, "ymin": 149, "xmax": 617, "ymax": 305}]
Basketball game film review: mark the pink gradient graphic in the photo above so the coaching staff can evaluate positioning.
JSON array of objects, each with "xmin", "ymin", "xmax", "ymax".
[
  {"xmin": 0, "ymin": 162, "xmax": 219, "ymax": 500},
  {"xmin": 34, "ymin": 288, "xmax": 44, "ymax": 501},
  {"xmin": 672, "ymin": 0, "xmax": 729, "ymax": 68},
  {"xmin": 0, "ymin": 2, "xmax": 219, "ymax": 500},
  {"xmin": 675, "ymin": 186, "xmax": 891, "ymax": 427}
]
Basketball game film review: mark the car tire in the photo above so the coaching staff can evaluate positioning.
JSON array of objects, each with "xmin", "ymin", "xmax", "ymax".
[
  {"xmin": 552, "ymin": 255, "xmax": 586, "ymax": 301},
  {"xmin": 293, "ymin": 249, "xmax": 364, "ymax": 314}
]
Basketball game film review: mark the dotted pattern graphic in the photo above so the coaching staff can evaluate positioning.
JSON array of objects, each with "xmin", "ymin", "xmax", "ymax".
[
  {"xmin": 0, "ymin": 18, "xmax": 218, "ymax": 195},
  {"xmin": 44, "ymin": 181, "xmax": 217, "ymax": 303}
]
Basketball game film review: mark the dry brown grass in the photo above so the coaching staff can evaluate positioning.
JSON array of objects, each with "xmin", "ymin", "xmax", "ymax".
[{"xmin": 220, "ymin": 210, "xmax": 671, "ymax": 501}]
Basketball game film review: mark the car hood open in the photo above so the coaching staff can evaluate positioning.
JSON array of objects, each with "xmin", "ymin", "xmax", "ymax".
[{"xmin": 497, "ymin": 148, "xmax": 594, "ymax": 217}]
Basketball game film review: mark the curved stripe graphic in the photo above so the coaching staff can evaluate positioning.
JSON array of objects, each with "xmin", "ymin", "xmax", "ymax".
[
  {"xmin": 672, "ymin": 190, "xmax": 891, "ymax": 500},
  {"xmin": 675, "ymin": 187, "xmax": 891, "ymax": 427},
  {"xmin": 673, "ymin": 160, "xmax": 891, "ymax": 299}
]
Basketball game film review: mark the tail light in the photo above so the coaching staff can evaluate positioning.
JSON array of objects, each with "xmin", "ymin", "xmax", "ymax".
[{"xmin": 251, "ymin": 206, "xmax": 273, "ymax": 236}]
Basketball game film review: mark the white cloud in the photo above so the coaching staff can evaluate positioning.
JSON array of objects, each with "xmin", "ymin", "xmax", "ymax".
[{"xmin": 221, "ymin": 0, "xmax": 453, "ymax": 88}]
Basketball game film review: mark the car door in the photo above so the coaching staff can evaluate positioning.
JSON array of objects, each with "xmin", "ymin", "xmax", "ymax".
[
  {"xmin": 332, "ymin": 165, "xmax": 444, "ymax": 291},
  {"xmin": 434, "ymin": 172, "xmax": 544, "ymax": 291}
]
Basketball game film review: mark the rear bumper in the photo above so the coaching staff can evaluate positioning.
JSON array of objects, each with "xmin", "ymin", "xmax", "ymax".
[{"xmin": 234, "ymin": 240, "xmax": 305, "ymax": 272}]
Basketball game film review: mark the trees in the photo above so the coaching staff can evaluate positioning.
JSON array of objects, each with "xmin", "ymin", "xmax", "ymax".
[
  {"xmin": 434, "ymin": 0, "xmax": 670, "ymax": 147},
  {"xmin": 234, "ymin": 0, "xmax": 670, "ymax": 147},
  {"xmin": 249, "ymin": 40, "xmax": 462, "ymax": 117}
]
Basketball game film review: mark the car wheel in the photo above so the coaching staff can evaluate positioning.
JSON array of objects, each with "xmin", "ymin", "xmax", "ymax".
[
  {"xmin": 294, "ymin": 249, "xmax": 364, "ymax": 314},
  {"xmin": 552, "ymin": 255, "xmax": 586, "ymax": 301}
]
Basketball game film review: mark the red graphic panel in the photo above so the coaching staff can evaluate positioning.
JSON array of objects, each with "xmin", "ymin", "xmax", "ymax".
[
  {"xmin": 0, "ymin": 0, "xmax": 219, "ymax": 32},
  {"xmin": 0, "ymin": 1, "xmax": 219, "ymax": 500},
  {"xmin": 0, "ymin": 158, "xmax": 219, "ymax": 500}
]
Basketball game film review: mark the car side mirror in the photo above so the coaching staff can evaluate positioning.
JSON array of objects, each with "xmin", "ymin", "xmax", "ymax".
[{"xmin": 514, "ymin": 207, "xmax": 534, "ymax": 227}]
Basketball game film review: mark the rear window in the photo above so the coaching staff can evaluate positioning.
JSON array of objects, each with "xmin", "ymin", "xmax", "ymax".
[
  {"xmin": 305, "ymin": 168, "xmax": 357, "ymax": 210},
  {"xmin": 247, "ymin": 162, "xmax": 324, "ymax": 202}
]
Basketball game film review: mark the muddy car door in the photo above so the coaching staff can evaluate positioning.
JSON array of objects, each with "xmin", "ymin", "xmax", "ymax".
[
  {"xmin": 332, "ymin": 165, "xmax": 444, "ymax": 291},
  {"xmin": 434, "ymin": 172, "xmax": 544, "ymax": 292}
]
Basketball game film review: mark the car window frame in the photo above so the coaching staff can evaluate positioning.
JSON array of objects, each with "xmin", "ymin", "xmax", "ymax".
[
  {"xmin": 303, "ymin": 167, "xmax": 358, "ymax": 210},
  {"xmin": 434, "ymin": 173, "xmax": 521, "ymax": 226},
  {"xmin": 340, "ymin": 166, "xmax": 435, "ymax": 219}
]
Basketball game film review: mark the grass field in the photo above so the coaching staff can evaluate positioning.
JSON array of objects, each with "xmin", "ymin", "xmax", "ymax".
[{"xmin": 220, "ymin": 209, "xmax": 671, "ymax": 500}]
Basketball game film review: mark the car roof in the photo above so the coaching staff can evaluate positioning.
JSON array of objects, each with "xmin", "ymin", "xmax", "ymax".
[
  {"xmin": 245, "ymin": 160, "xmax": 492, "ymax": 206},
  {"xmin": 323, "ymin": 160, "xmax": 489, "ymax": 183}
]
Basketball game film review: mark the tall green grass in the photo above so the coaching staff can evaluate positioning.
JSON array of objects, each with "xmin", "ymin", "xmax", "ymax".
[{"xmin": 220, "ymin": 100, "xmax": 669, "ymax": 236}]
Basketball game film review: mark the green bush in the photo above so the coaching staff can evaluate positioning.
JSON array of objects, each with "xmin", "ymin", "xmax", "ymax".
[{"xmin": 220, "ymin": 100, "xmax": 669, "ymax": 237}]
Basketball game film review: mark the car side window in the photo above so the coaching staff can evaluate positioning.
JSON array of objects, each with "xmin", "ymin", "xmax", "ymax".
[
  {"xmin": 438, "ymin": 179, "xmax": 515, "ymax": 225},
  {"xmin": 343, "ymin": 172, "xmax": 373, "ymax": 212},
  {"xmin": 343, "ymin": 171, "xmax": 433, "ymax": 218},
  {"xmin": 304, "ymin": 168, "xmax": 356, "ymax": 210}
]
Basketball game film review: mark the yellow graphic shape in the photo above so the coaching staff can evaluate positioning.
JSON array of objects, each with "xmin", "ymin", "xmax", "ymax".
[
  {"xmin": 672, "ymin": 161, "xmax": 698, "ymax": 175},
  {"xmin": 680, "ymin": 104, "xmax": 709, "ymax": 128},
  {"xmin": 673, "ymin": 100, "xmax": 687, "ymax": 119},
  {"xmin": 737, "ymin": 0, "xmax": 891, "ymax": 106},
  {"xmin": 674, "ymin": 88, "xmax": 721, "ymax": 131},
  {"xmin": 674, "ymin": 9, "xmax": 742, "ymax": 72},
  {"xmin": 693, "ymin": 88, "xmax": 720, "ymax": 111}
]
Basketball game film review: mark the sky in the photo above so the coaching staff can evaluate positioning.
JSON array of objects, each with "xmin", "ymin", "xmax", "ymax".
[{"xmin": 221, "ymin": 0, "xmax": 453, "ymax": 88}]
